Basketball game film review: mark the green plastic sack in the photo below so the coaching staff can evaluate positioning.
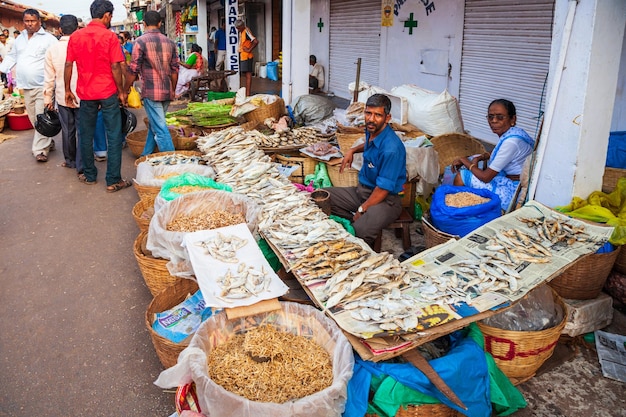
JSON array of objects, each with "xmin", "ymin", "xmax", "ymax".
[
  {"xmin": 257, "ymin": 238, "xmax": 282, "ymax": 272},
  {"xmin": 555, "ymin": 177, "xmax": 626, "ymax": 245},
  {"xmin": 159, "ymin": 172, "xmax": 232, "ymax": 202},
  {"xmin": 305, "ymin": 162, "xmax": 332, "ymax": 190},
  {"xmin": 330, "ymin": 215, "xmax": 355, "ymax": 236}
]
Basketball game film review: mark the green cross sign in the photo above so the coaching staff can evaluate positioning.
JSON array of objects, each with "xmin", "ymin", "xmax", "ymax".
[
  {"xmin": 317, "ymin": 18, "xmax": 324, "ymax": 32},
  {"xmin": 404, "ymin": 12, "xmax": 418, "ymax": 35}
]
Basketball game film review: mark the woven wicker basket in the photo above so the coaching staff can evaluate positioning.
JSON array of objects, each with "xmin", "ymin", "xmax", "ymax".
[
  {"xmin": 337, "ymin": 122, "xmax": 365, "ymax": 134},
  {"xmin": 172, "ymin": 134, "xmax": 198, "ymax": 151},
  {"xmin": 132, "ymin": 199, "xmax": 153, "ymax": 232},
  {"xmin": 548, "ymin": 246, "xmax": 621, "ymax": 300},
  {"xmin": 134, "ymin": 150, "xmax": 203, "ymax": 167},
  {"xmin": 200, "ymin": 121, "xmax": 238, "ymax": 134},
  {"xmin": 326, "ymin": 163, "xmax": 359, "ymax": 187},
  {"xmin": 132, "ymin": 180, "xmax": 161, "ymax": 208},
  {"xmin": 430, "ymin": 133, "xmax": 486, "ymax": 176},
  {"xmin": 145, "ymin": 278, "xmax": 199, "ymax": 369},
  {"xmin": 243, "ymin": 98, "xmax": 285, "ymax": 123},
  {"xmin": 477, "ymin": 291, "xmax": 567, "ymax": 383},
  {"xmin": 0, "ymin": 116, "xmax": 5, "ymax": 132},
  {"xmin": 133, "ymin": 231, "xmax": 182, "ymax": 296},
  {"xmin": 421, "ymin": 214, "xmax": 459, "ymax": 249},
  {"xmin": 602, "ymin": 167, "xmax": 625, "ymax": 193},
  {"xmin": 366, "ymin": 404, "xmax": 461, "ymax": 417},
  {"xmin": 336, "ymin": 132, "xmax": 364, "ymax": 155},
  {"xmin": 275, "ymin": 153, "xmax": 317, "ymax": 184},
  {"xmin": 127, "ymin": 129, "xmax": 148, "ymax": 158},
  {"xmin": 613, "ymin": 246, "xmax": 626, "ymax": 274}
]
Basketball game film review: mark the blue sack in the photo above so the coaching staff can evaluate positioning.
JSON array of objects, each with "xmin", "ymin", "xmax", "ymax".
[
  {"xmin": 430, "ymin": 185, "xmax": 501, "ymax": 237},
  {"xmin": 605, "ymin": 131, "xmax": 626, "ymax": 168},
  {"xmin": 267, "ymin": 61, "xmax": 279, "ymax": 81}
]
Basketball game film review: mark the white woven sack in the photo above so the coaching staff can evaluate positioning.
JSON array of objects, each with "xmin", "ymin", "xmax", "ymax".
[{"xmin": 391, "ymin": 84, "xmax": 464, "ymax": 137}]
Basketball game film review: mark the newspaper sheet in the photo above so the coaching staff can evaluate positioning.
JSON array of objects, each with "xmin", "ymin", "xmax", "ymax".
[
  {"xmin": 264, "ymin": 201, "xmax": 613, "ymax": 342},
  {"xmin": 594, "ymin": 330, "xmax": 626, "ymax": 383},
  {"xmin": 184, "ymin": 223, "xmax": 289, "ymax": 309}
]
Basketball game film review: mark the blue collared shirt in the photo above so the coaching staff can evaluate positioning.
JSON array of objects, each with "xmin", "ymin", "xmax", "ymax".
[{"xmin": 359, "ymin": 124, "xmax": 406, "ymax": 194}]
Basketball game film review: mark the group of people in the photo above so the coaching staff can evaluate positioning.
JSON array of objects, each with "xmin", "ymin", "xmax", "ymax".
[{"xmin": 326, "ymin": 94, "xmax": 534, "ymax": 248}]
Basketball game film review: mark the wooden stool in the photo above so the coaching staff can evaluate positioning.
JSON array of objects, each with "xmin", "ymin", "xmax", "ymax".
[{"xmin": 373, "ymin": 208, "xmax": 414, "ymax": 253}]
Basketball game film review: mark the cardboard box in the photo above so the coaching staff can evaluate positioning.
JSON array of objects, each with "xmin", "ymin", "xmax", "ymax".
[{"xmin": 562, "ymin": 293, "xmax": 613, "ymax": 337}]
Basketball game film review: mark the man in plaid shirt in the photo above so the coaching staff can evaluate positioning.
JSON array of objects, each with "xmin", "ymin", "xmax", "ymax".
[{"xmin": 124, "ymin": 10, "xmax": 179, "ymax": 156}]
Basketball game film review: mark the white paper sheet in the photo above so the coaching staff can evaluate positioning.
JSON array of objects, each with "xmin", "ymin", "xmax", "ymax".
[{"xmin": 183, "ymin": 223, "xmax": 288, "ymax": 308}]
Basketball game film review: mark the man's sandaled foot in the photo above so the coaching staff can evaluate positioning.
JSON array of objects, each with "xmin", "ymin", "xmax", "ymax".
[
  {"xmin": 106, "ymin": 179, "xmax": 132, "ymax": 193},
  {"xmin": 36, "ymin": 153, "xmax": 48, "ymax": 162},
  {"xmin": 77, "ymin": 173, "xmax": 97, "ymax": 185},
  {"xmin": 49, "ymin": 140, "xmax": 56, "ymax": 152}
]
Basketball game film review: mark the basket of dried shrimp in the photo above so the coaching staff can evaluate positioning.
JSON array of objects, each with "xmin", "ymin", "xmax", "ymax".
[
  {"xmin": 243, "ymin": 97, "xmax": 286, "ymax": 124},
  {"xmin": 133, "ymin": 231, "xmax": 184, "ymax": 296},
  {"xmin": 421, "ymin": 212, "xmax": 459, "ymax": 249},
  {"xmin": 366, "ymin": 404, "xmax": 462, "ymax": 417},
  {"xmin": 477, "ymin": 288, "xmax": 566, "ymax": 385},
  {"xmin": 132, "ymin": 199, "xmax": 154, "ymax": 232},
  {"xmin": 548, "ymin": 245, "xmax": 621, "ymax": 300},
  {"xmin": 152, "ymin": 301, "xmax": 354, "ymax": 417},
  {"xmin": 146, "ymin": 278, "xmax": 199, "ymax": 369}
]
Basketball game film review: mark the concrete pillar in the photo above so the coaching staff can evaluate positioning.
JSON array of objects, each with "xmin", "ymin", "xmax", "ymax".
[
  {"xmin": 281, "ymin": 0, "xmax": 311, "ymax": 104},
  {"xmin": 530, "ymin": 0, "xmax": 626, "ymax": 207},
  {"xmin": 197, "ymin": 0, "xmax": 208, "ymax": 63}
]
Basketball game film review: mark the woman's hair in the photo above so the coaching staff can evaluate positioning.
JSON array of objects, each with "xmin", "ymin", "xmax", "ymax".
[
  {"xmin": 191, "ymin": 43, "xmax": 202, "ymax": 53},
  {"xmin": 489, "ymin": 99, "xmax": 516, "ymax": 117}
]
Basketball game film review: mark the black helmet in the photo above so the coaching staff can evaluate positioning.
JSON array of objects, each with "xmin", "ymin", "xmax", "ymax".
[
  {"xmin": 121, "ymin": 107, "xmax": 137, "ymax": 134},
  {"xmin": 35, "ymin": 108, "xmax": 62, "ymax": 137}
]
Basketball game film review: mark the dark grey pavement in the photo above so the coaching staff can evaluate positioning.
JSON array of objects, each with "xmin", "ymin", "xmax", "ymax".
[{"xmin": 0, "ymin": 115, "xmax": 174, "ymax": 416}]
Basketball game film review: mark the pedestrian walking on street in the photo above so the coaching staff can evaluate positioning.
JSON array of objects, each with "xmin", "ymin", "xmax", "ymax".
[
  {"xmin": 0, "ymin": 9, "xmax": 58, "ymax": 162},
  {"xmin": 214, "ymin": 19, "xmax": 226, "ymax": 71},
  {"xmin": 44, "ymin": 14, "xmax": 82, "ymax": 173},
  {"xmin": 64, "ymin": 0, "xmax": 131, "ymax": 193},
  {"xmin": 124, "ymin": 10, "xmax": 179, "ymax": 156}
]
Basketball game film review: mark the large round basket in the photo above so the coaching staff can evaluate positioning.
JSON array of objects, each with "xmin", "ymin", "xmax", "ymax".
[
  {"xmin": 421, "ymin": 213, "xmax": 459, "ymax": 249},
  {"xmin": 602, "ymin": 167, "xmax": 625, "ymax": 193},
  {"xmin": 172, "ymin": 134, "xmax": 198, "ymax": 151},
  {"xmin": 145, "ymin": 278, "xmax": 199, "ymax": 369},
  {"xmin": 337, "ymin": 122, "xmax": 365, "ymax": 134},
  {"xmin": 126, "ymin": 129, "xmax": 148, "ymax": 158},
  {"xmin": 613, "ymin": 245, "xmax": 626, "ymax": 274},
  {"xmin": 548, "ymin": 246, "xmax": 621, "ymax": 300},
  {"xmin": 275, "ymin": 153, "xmax": 317, "ymax": 184},
  {"xmin": 336, "ymin": 132, "xmax": 364, "ymax": 155},
  {"xmin": 133, "ymin": 231, "xmax": 183, "ymax": 296},
  {"xmin": 132, "ymin": 199, "xmax": 153, "ymax": 232},
  {"xmin": 200, "ymin": 122, "xmax": 238, "ymax": 135},
  {"xmin": 132, "ymin": 180, "xmax": 161, "ymax": 208},
  {"xmin": 134, "ymin": 150, "xmax": 203, "ymax": 167},
  {"xmin": 366, "ymin": 403, "xmax": 461, "ymax": 417},
  {"xmin": 243, "ymin": 98, "xmax": 285, "ymax": 123},
  {"xmin": 477, "ymin": 291, "xmax": 566, "ymax": 384},
  {"xmin": 430, "ymin": 133, "xmax": 486, "ymax": 176},
  {"xmin": 326, "ymin": 163, "xmax": 359, "ymax": 187}
]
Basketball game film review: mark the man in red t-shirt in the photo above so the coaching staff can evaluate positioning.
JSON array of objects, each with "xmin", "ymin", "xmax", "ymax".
[{"xmin": 64, "ymin": 0, "xmax": 131, "ymax": 193}]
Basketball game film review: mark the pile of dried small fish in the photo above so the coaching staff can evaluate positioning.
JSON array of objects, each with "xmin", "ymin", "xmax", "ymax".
[
  {"xmin": 216, "ymin": 263, "xmax": 271, "ymax": 301},
  {"xmin": 289, "ymin": 239, "xmax": 369, "ymax": 281},
  {"xmin": 251, "ymin": 125, "xmax": 331, "ymax": 148},
  {"xmin": 196, "ymin": 232, "xmax": 248, "ymax": 263},
  {"xmin": 166, "ymin": 210, "xmax": 245, "ymax": 232},
  {"xmin": 142, "ymin": 153, "xmax": 205, "ymax": 166},
  {"xmin": 518, "ymin": 215, "xmax": 596, "ymax": 245}
]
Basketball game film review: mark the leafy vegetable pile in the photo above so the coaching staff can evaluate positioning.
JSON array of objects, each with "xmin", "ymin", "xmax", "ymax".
[{"xmin": 166, "ymin": 103, "xmax": 236, "ymax": 127}]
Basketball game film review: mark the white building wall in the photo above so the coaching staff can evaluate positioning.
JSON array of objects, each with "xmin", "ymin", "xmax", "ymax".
[{"xmin": 310, "ymin": 1, "xmax": 330, "ymax": 92}]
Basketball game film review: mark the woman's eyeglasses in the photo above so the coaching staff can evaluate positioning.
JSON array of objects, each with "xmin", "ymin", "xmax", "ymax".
[{"xmin": 486, "ymin": 114, "xmax": 508, "ymax": 121}]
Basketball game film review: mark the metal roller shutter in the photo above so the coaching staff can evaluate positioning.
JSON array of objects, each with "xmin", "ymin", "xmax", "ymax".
[
  {"xmin": 329, "ymin": 0, "xmax": 380, "ymax": 99},
  {"xmin": 459, "ymin": 0, "xmax": 554, "ymax": 143}
]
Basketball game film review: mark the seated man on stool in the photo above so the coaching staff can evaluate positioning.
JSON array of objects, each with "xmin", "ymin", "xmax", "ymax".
[
  {"xmin": 309, "ymin": 55, "xmax": 324, "ymax": 93},
  {"xmin": 325, "ymin": 94, "xmax": 406, "ymax": 248}
]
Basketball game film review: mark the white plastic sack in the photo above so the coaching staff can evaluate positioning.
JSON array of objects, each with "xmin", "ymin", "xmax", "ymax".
[
  {"xmin": 147, "ymin": 190, "xmax": 261, "ymax": 277},
  {"xmin": 135, "ymin": 162, "xmax": 216, "ymax": 188},
  {"xmin": 154, "ymin": 301, "xmax": 354, "ymax": 417},
  {"xmin": 356, "ymin": 85, "xmax": 390, "ymax": 105},
  {"xmin": 391, "ymin": 84, "xmax": 464, "ymax": 137}
]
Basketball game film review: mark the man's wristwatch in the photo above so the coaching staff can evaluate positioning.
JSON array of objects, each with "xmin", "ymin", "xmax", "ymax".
[{"xmin": 357, "ymin": 206, "xmax": 365, "ymax": 214}]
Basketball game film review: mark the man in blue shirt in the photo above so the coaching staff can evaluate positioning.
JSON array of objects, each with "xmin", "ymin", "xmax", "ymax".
[
  {"xmin": 326, "ymin": 94, "xmax": 406, "ymax": 247},
  {"xmin": 214, "ymin": 19, "xmax": 227, "ymax": 71}
]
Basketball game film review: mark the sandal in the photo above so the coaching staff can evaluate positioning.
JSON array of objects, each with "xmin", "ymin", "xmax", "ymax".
[
  {"xmin": 106, "ymin": 179, "xmax": 132, "ymax": 193},
  {"xmin": 49, "ymin": 140, "xmax": 56, "ymax": 152},
  {"xmin": 77, "ymin": 173, "xmax": 97, "ymax": 185},
  {"xmin": 36, "ymin": 153, "xmax": 48, "ymax": 162}
]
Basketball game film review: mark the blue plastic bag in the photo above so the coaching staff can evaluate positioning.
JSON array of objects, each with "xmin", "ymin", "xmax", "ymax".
[
  {"xmin": 430, "ymin": 185, "xmax": 501, "ymax": 237},
  {"xmin": 267, "ymin": 61, "xmax": 279, "ymax": 81},
  {"xmin": 605, "ymin": 131, "xmax": 626, "ymax": 168}
]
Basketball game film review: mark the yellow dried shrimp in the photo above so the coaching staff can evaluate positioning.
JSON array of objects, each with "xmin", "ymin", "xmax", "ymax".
[
  {"xmin": 169, "ymin": 185, "xmax": 210, "ymax": 195},
  {"xmin": 166, "ymin": 210, "xmax": 245, "ymax": 232},
  {"xmin": 154, "ymin": 172, "xmax": 180, "ymax": 180},
  {"xmin": 445, "ymin": 192, "xmax": 490, "ymax": 207},
  {"xmin": 207, "ymin": 324, "xmax": 333, "ymax": 403}
]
